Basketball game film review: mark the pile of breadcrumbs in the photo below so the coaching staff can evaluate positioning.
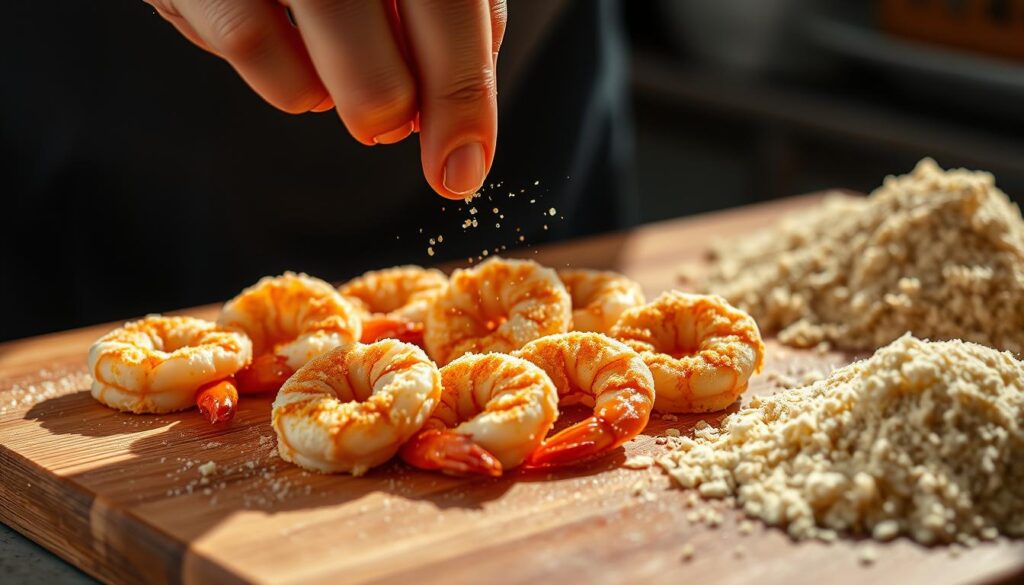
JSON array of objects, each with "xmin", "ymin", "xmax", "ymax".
[
  {"xmin": 658, "ymin": 335, "xmax": 1024, "ymax": 545},
  {"xmin": 702, "ymin": 159, "xmax": 1024, "ymax": 352}
]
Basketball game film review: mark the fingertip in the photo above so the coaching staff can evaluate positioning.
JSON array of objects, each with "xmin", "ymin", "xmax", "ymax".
[
  {"xmin": 335, "ymin": 99, "xmax": 418, "ymax": 146},
  {"xmin": 443, "ymin": 142, "xmax": 486, "ymax": 195},
  {"xmin": 310, "ymin": 95, "xmax": 335, "ymax": 113},
  {"xmin": 372, "ymin": 121, "xmax": 415, "ymax": 145}
]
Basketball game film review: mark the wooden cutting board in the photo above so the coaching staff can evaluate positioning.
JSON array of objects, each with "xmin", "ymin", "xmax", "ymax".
[{"xmin": 2, "ymin": 192, "xmax": 1022, "ymax": 585}]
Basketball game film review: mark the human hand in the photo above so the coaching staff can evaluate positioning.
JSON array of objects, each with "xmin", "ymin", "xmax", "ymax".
[{"xmin": 146, "ymin": 0, "xmax": 506, "ymax": 199}]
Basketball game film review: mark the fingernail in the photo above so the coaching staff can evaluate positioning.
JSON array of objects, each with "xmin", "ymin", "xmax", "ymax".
[
  {"xmin": 373, "ymin": 121, "xmax": 414, "ymax": 145},
  {"xmin": 443, "ymin": 142, "xmax": 486, "ymax": 195},
  {"xmin": 311, "ymin": 95, "xmax": 334, "ymax": 113}
]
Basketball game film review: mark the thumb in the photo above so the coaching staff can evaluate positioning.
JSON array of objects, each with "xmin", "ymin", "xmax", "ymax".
[{"xmin": 399, "ymin": 0, "xmax": 498, "ymax": 200}]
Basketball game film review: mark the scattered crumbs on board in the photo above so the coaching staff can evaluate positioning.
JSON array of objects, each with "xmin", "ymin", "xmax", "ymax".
[
  {"xmin": 623, "ymin": 455, "xmax": 654, "ymax": 469},
  {"xmin": 0, "ymin": 369, "xmax": 92, "ymax": 415}
]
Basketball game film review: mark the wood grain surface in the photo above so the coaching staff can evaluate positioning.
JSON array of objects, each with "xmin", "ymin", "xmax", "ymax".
[{"xmin": 2, "ymin": 192, "xmax": 1022, "ymax": 585}]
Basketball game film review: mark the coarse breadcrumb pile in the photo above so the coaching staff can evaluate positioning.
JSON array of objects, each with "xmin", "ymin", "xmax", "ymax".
[
  {"xmin": 702, "ymin": 159, "xmax": 1024, "ymax": 352},
  {"xmin": 657, "ymin": 335, "xmax": 1024, "ymax": 545}
]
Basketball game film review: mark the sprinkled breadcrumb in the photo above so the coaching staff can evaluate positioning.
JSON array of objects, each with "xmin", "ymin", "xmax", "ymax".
[
  {"xmin": 198, "ymin": 461, "xmax": 217, "ymax": 477},
  {"xmin": 706, "ymin": 510, "xmax": 722, "ymax": 528},
  {"xmin": 623, "ymin": 455, "xmax": 655, "ymax": 469},
  {"xmin": 704, "ymin": 159, "xmax": 1024, "ymax": 353},
  {"xmin": 681, "ymin": 543, "xmax": 695, "ymax": 561},
  {"xmin": 660, "ymin": 335, "xmax": 1024, "ymax": 545},
  {"xmin": 859, "ymin": 545, "xmax": 878, "ymax": 566}
]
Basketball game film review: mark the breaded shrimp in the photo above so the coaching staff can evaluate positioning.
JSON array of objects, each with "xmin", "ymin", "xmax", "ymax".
[
  {"xmin": 558, "ymin": 269, "xmax": 646, "ymax": 333},
  {"xmin": 218, "ymin": 272, "xmax": 362, "ymax": 397},
  {"xmin": 513, "ymin": 332, "xmax": 655, "ymax": 467},
  {"xmin": 271, "ymin": 339, "xmax": 442, "ymax": 475},
  {"xmin": 340, "ymin": 265, "xmax": 448, "ymax": 346},
  {"xmin": 400, "ymin": 353, "xmax": 559, "ymax": 476},
  {"xmin": 611, "ymin": 291, "xmax": 765, "ymax": 413},
  {"xmin": 424, "ymin": 257, "xmax": 572, "ymax": 365},
  {"xmin": 87, "ymin": 315, "xmax": 251, "ymax": 415}
]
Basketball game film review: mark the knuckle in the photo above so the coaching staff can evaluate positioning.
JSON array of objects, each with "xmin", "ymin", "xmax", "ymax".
[
  {"xmin": 438, "ymin": 70, "xmax": 497, "ymax": 106},
  {"xmin": 345, "ymin": 71, "xmax": 416, "ymax": 126},
  {"xmin": 202, "ymin": 0, "xmax": 273, "ymax": 60}
]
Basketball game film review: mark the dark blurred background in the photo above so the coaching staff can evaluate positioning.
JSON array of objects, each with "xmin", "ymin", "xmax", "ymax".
[
  {"xmin": 627, "ymin": 0, "xmax": 1024, "ymax": 220},
  {"xmin": 3, "ymin": 0, "xmax": 1024, "ymax": 342}
]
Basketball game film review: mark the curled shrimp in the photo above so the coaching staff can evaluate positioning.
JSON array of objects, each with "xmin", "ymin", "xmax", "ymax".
[
  {"xmin": 340, "ymin": 265, "xmax": 447, "ymax": 322},
  {"xmin": 399, "ymin": 353, "xmax": 559, "ymax": 477},
  {"xmin": 271, "ymin": 339, "xmax": 442, "ymax": 475},
  {"xmin": 558, "ymin": 269, "xmax": 646, "ymax": 333},
  {"xmin": 87, "ymin": 315, "xmax": 252, "ymax": 416},
  {"xmin": 424, "ymin": 257, "xmax": 572, "ymax": 366},
  {"xmin": 610, "ymin": 291, "xmax": 765, "ymax": 413},
  {"xmin": 340, "ymin": 265, "xmax": 447, "ymax": 346},
  {"xmin": 513, "ymin": 332, "xmax": 655, "ymax": 467},
  {"xmin": 218, "ymin": 272, "xmax": 362, "ymax": 397}
]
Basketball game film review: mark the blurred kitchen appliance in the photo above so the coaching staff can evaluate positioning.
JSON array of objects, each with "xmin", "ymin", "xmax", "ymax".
[
  {"xmin": 658, "ymin": 0, "xmax": 823, "ymax": 76},
  {"xmin": 879, "ymin": 0, "xmax": 1024, "ymax": 61},
  {"xmin": 802, "ymin": 2, "xmax": 1024, "ymax": 122}
]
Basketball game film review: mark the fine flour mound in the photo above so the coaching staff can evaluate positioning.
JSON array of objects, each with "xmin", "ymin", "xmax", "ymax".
[
  {"xmin": 658, "ymin": 335, "xmax": 1024, "ymax": 545},
  {"xmin": 703, "ymin": 159, "xmax": 1024, "ymax": 352}
]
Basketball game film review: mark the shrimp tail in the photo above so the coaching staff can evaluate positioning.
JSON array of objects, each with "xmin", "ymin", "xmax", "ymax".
[
  {"xmin": 196, "ymin": 378, "xmax": 238, "ymax": 424},
  {"xmin": 525, "ymin": 416, "xmax": 618, "ymax": 468},
  {"xmin": 360, "ymin": 316, "xmax": 425, "ymax": 346},
  {"xmin": 235, "ymin": 354, "xmax": 293, "ymax": 394},
  {"xmin": 399, "ymin": 429, "xmax": 503, "ymax": 477}
]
